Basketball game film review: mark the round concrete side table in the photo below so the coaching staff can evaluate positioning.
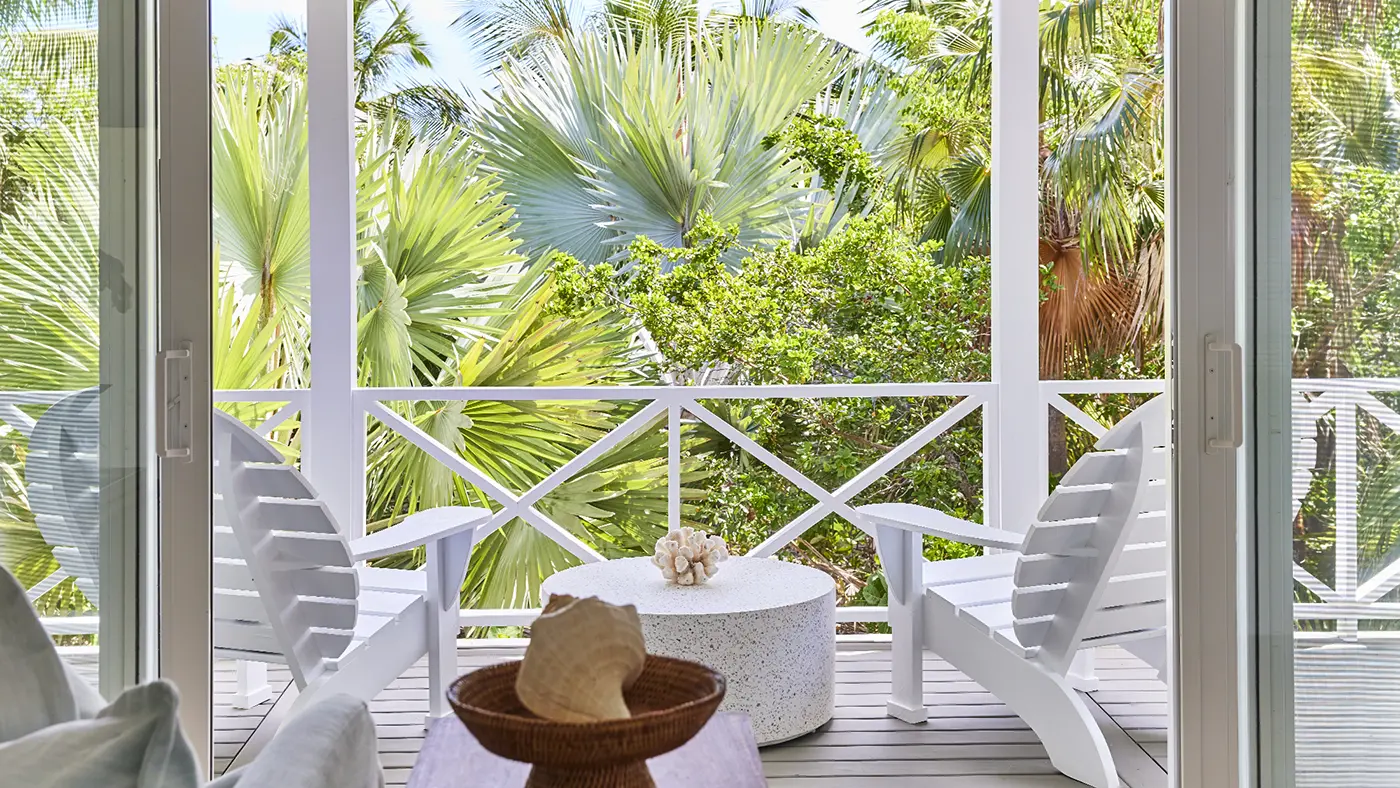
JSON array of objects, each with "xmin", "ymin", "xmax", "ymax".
[{"xmin": 540, "ymin": 556, "xmax": 836, "ymax": 745}]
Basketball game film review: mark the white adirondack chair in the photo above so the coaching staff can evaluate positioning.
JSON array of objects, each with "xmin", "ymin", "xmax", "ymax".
[
  {"xmin": 23, "ymin": 388, "xmax": 101, "ymax": 635},
  {"xmin": 213, "ymin": 409, "xmax": 492, "ymax": 720},
  {"xmin": 863, "ymin": 396, "xmax": 1167, "ymax": 788}
]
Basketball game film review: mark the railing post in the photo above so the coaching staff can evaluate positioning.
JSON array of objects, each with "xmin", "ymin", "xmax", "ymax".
[
  {"xmin": 668, "ymin": 403, "xmax": 681, "ymax": 532},
  {"xmin": 1038, "ymin": 384, "xmax": 1052, "ymax": 499},
  {"xmin": 990, "ymin": 0, "xmax": 1042, "ymax": 535},
  {"xmin": 304, "ymin": 0, "xmax": 362, "ymax": 535},
  {"xmin": 982, "ymin": 394, "xmax": 1001, "ymax": 530},
  {"xmin": 1335, "ymin": 394, "xmax": 1358, "ymax": 640}
]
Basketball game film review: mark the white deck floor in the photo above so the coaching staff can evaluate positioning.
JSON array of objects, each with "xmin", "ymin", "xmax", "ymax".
[{"xmin": 209, "ymin": 640, "xmax": 1169, "ymax": 788}]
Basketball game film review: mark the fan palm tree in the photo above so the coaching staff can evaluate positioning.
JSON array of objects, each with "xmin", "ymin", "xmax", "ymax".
[
  {"xmin": 212, "ymin": 65, "xmax": 312, "ymax": 383},
  {"xmin": 0, "ymin": 1, "xmax": 103, "ymax": 607},
  {"xmin": 367, "ymin": 266, "xmax": 707, "ymax": 610},
  {"xmin": 270, "ymin": 0, "xmax": 430, "ymax": 103},
  {"xmin": 0, "ymin": 121, "xmax": 99, "ymax": 392},
  {"xmin": 0, "ymin": 121, "xmax": 98, "ymax": 602},
  {"xmin": 877, "ymin": 0, "xmax": 1165, "ymax": 380},
  {"xmin": 266, "ymin": 0, "xmax": 473, "ymax": 142},
  {"xmin": 0, "ymin": 0, "xmax": 96, "ymax": 218},
  {"xmin": 476, "ymin": 22, "xmax": 853, "ymax": 265},
  {"xmin": 211, "ymin": 66, "xmax": 697, "ymax": 610},
  {"xmin": 453, "ymin": 0, "xmax": 583, "ymax": 66}
]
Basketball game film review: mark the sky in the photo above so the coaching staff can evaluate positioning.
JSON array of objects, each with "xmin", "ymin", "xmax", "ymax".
[{"xmin": 212, "ymin": 0, "xmax": 873, "ymax": 93}]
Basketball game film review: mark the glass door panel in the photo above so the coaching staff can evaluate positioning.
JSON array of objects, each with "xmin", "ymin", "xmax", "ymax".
[
  {"xmin": 1252, "ymin": 0, "xmax": 1400, "ymax": 783},
  {"xmin": 0, "ymin": 0, "xmax": 155, "ymax": 696}
]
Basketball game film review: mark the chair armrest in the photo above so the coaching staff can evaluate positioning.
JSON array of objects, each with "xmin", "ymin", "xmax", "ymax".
[
  {"xmin": 857, "ymin": 503, "xmax": 1022, "ymax": 551},
  {"xmin": 348, "ymin": 506, "xmax": 492, "ymax": 562}
]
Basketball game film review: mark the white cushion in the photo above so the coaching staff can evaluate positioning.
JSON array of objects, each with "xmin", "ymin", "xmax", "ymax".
[
  {"xmin": 0, "ymin": 680, "xmax": 200, "ymax": 788},
  {"xmin": 211, "ymin": 695, "xmax": 383, "ymax": 788},
  {"xmin": 0, "ymin": 565, "xmax": 96, "ymax": 740}
]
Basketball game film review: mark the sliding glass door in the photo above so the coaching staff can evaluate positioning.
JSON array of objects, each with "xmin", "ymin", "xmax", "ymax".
[
  {"xmin": 1248, "ymin": 0, "xmax": 1400, "ymax": 784},
  {"xmin": 0, "ymin": 0, "xmax": 155, "ymax": 693},
  {"xmin": 0, "ymin": 0, "xmax": 214, "ymax": 771}
]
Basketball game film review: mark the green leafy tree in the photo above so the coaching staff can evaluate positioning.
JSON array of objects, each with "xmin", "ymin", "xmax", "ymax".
[
  {"xmin": 553, "ymin": 211, "xmax": 991, "ymax": 608},
  {"xmin": 1283, "ymin": 0, "xmax": 1400, "ymax": 626}
]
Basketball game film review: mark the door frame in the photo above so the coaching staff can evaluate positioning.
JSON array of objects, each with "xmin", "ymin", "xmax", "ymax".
[
  {"xmin": 157, "ymin": 0, "xmax": 212, "ymax": 772},
  {"xmin": 1167, "ymin": 0, "xmax": 1250, "ymax": 782},
  {"xmin": 95, "ymin": 0, "xmax": 158, "ymax": 697},
  {"xmin": 1242, "ymin": 0, "xmax": 1297, "ymax": 781}
]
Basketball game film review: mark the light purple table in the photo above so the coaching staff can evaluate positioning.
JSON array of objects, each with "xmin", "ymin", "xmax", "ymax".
[{"xmin": 406, "ymin": 712, "xmax": 765, "ymax": 788}]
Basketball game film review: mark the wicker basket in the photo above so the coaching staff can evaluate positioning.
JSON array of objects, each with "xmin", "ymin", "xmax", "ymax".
[{"xmin": 448, "ymin": 655, "xmax": 725, "ymax": 788}]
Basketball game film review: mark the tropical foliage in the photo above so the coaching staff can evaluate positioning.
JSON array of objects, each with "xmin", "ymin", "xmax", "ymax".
[
  {"xmin": 475, "ymin": 22, "xmax": 854, "ymax": 264},
  {"xmin": 1283, "ymin": 0, "xmax": 1400, "ymax": 628},
  {"xmin": 40, "ymin": 0, "xmax": 1396, "ymax": 632},
  {"xmin": 0, "ymin": 0, "xmax": 1174, "ymax": 626}
]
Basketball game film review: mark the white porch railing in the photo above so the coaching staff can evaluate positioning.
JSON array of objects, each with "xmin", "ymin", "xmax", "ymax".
[
  {"xmin": 6, "ymin": 377, "xmax": 1398, "ymax": 640},
  {"xmin": 354, "ymin": 383, "xmax": 998, "ymax": 626},
  {"xmin": 1040, "ymin": 378, "xmax": 1168, "ymax": 490},
  {"xmin": 1289, "ymin": 379, "xmax": 1400, "ymax": 640}
]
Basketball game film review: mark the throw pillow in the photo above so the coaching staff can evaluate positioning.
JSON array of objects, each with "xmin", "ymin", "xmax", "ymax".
[
  {"xmin": 0, "ymin": 679, "xmax": 200, "ymax": 788},
  {"xmin": 0, "ymin": 565, "xmax": 89, "ymax": 740},
  {"xmin": 209, "ymin": 694, "xmax": 383, "ymax": 788}
]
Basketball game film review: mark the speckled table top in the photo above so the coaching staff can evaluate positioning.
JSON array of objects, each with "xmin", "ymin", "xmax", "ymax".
[{"xmin": 541, "ymin": 556, "xmax": 834, "ymax": 616}]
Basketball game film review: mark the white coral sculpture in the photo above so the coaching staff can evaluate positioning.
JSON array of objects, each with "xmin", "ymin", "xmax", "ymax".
[{"xmin": 652, "ymin": 527, "xmax": 730, "ymax": 586}]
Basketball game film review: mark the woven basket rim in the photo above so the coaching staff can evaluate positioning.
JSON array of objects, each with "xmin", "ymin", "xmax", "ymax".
[{"xmin": 448, "ymin": 653, "xmax": 725, "ymax": 732}]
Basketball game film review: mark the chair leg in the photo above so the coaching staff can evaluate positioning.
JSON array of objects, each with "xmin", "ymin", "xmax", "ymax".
[
  {"xmin": 1068, "ymin": 648, "xmax": 1100, "ymax": 691},
  {"xmin": 233, "ymin": 660, "xmax": 273, "ymax": 709},
  {"xmin": 1119, "ymin": 635, "xmax": 1168, "ymax": 682},
  {"xmin": 933, "ymin": 615, "xmax": 1119, "ymax": 788},
  {"xmin": 425, "ymin": 530, "xmax": 475, "ymax": 721},
  {"xmin": 876, "ymin": 524, "xmax": 927, "ymax": 724}
]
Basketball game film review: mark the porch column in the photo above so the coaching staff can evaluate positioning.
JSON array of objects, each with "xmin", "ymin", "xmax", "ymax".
[
  {"xmin": 305, "ymin": 0, "xmax": 363, "ymax": 534},
  {"xmin": 990, "ymin": 0, "xmax": 1041, "ymax": 535}
]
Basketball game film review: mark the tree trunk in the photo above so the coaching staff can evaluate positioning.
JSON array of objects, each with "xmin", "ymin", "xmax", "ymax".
[{"xmin": 1048, "ymin": 407, "xmax": 1068, "ymax": 479}]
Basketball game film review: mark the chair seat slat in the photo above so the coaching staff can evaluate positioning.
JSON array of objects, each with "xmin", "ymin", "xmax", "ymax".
[
  {"xmin": 1080, "ymin": 600, "xmax": 1168, "ymax": 642},
  {"xmin": 1012, "ymin": 572, "xmax": 1166, "ymax": 619}
]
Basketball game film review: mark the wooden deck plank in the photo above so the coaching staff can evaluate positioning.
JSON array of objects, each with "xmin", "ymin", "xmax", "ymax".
[{"xmin": 210, "ymin": 641, "xmax": 1168, "ymax": 786}]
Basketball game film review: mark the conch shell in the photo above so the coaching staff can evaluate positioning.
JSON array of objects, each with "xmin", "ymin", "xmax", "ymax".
[
  {"xmin": 516, "ymin": 594, "xmax": 646, "ymax": 722},
  {"xmin": 652, "ymin": 527, "xmax": 729, "ymax": 586}
]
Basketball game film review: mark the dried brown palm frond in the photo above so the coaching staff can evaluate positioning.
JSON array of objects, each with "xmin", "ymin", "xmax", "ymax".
[{"xmin": 1038, "ymin": 240, "xmax": 1138, "ymax": 379}]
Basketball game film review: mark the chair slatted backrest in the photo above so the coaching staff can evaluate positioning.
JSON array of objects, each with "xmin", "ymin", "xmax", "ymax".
[
  {"xmin": 1010, "ymin": 396, "xmax": 1169, "ymax": 672},
  {"xmin": 25, "ymin": 389, "xmax": 101, "ymax": 607},
  {"xmin": 213, "ymin": 410, "xmax": 359, "ymax": 689}
]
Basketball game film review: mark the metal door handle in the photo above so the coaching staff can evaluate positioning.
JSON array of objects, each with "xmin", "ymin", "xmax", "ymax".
[{"xmin": 158, "ymin": 343, "xmax": 192, "ymax": 461}]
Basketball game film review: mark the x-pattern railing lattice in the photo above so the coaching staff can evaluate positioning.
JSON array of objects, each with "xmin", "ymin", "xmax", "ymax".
[
  {"xmin": 359, "ymin": 383, "xmax": 998, "ymax": 567},
  {"xmin": 1290, "ymin": 383, "xmax": 1400, "ymax": 639}
]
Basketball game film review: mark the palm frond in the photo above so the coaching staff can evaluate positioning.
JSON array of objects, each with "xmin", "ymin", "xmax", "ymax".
[
  {"xmin": 478, "ymin": 22, "xmax": 851, "ymax": 264},
  {"xmin": 599, "ymin": 0, "xmax": 702, "ymax": 48},
  {"xmin": 453, "ymin": 0, "xmax": 581, "ymax": 66},
  {"xmin": 1040, "ymin": 0, "xmax": 1103, "ymax": 73},
  {"xmin": 1294, "ymin": 45, "xmax": 1400, "ymax": 170},
  {"xmin": 939, "ymin": 147, "xmax": 991, "ymax": 262},
  {"xmin": 0, "ymin": 121, "xmax": 98, "ymax": 390},
  {"xmin": 357, "ymin": 122, "xmax": 526, "ymax": 386},
  {"xmin": 1045, "ymin": 68, "xmax": 1163, "ymax": 268},
  {"xmin": 364, "ymin": 82, "xmax": 480, "ymax": 146},
  {"xmin": 212, "ymin": 65, "xmax": 312, "ymax": 371}
]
